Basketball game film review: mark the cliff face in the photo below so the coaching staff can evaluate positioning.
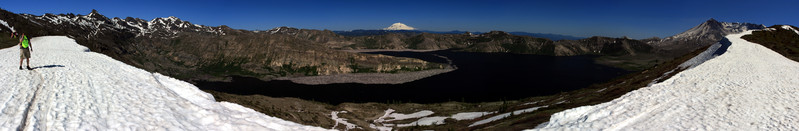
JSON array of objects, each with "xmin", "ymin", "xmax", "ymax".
[
  {"xmin": 338, "ymin": 30, "xmax": 652, "ymax": 57},
  {"xmin": 261, "ymin": 27, "xmax": 664, "ymax": 71},
  {"xmin": 131, "ymin": 30, "xmax": 443, "ymax": 81}
]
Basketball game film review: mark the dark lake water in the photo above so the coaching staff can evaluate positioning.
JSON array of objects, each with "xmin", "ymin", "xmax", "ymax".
[{"xmin": 196, "ymin": 50, "xmax": 630, "ymax": 104}]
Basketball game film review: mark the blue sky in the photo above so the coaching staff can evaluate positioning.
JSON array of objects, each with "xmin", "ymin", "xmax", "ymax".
[{"xmin": 1, "ymin": 0, "xmax": 797, "ymax": 39}]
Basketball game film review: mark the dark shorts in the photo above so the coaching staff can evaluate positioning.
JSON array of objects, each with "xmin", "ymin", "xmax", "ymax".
[{"xmin": 20, "ymin": 48, "xmax": 31, "ymax": 59}]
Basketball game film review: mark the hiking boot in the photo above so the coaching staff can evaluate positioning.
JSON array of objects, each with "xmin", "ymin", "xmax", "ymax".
[
  {"xmin": 26, "ymin": 66, "xmax": 32, "ymax": 70},
  {"xmin": 19, "ymin": 66, "xmax": 22, "ymax": 70}
]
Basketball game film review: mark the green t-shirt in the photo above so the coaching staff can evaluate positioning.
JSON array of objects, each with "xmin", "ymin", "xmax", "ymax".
[{"xmin": 21, "ymin": 35, "xmax": 29, "ymax": 48}]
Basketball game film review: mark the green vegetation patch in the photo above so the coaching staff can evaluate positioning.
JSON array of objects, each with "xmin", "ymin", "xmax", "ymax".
[
  {"xmin": 347, "ymin": 63, "xmax": 377, "ymax": 73},
  {"xmin": 381, "ymin": 66, "xmax": 427, "ymax": 73},
  {"xmin": 268, "ymin": 62, "xmax": 320, "ymax": 76},
  {"xmin": 405, "ymin": 35, "xmax": 425, "ymax": 49},
  {"xmin": 200, "ymin": 58, "xmax": 259, "ymax": 76}
]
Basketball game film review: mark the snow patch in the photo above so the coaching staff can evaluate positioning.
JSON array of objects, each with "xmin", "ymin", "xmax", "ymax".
[
  {"xmin": 0, "ymin": 19, "xmax": 15, "ymax": 32},
  {"xmin": 782, "ymin": 25, "xmax": 799, "ymax": 35},
  {"xmin": 369, "ymin": 123, "xmax": 393, "ymax": 131},
  {"xmin": 270, "ymin": 27, "xmax": 282, "ymax": 34},
  {"xmin": 678, "ymin": 39, "xmax": 727, "ymax": 69},
  {"xmin": 451, "ymin": 112, "xmax": 494, "ymax": 120},
  {"xmin": 152, "ymin": 73, "xmax": 216, "ymax": 105},
  {"xmin": 596, "ymin": 88, "xmax": 607, "ymax": 92},
  {"xmin": 521, "ymin": 100, "xmax": 545, "ymax": 106},
  {"xmin": 396, "ymin": 116, "xmax": 448, "ymax": 127},
  {"xmin": 383, "ymin": 110, "xmax": 435, "ymax": 122},
  {"xmin": 469, "ymin": 106, "xmax": 548, "ymax": 127},
  {"xmin": 531, "ymin": 31, "xmax": 799, "ymax": 130},
  {"xmin": 648, "ymin": 38, "xmax": 730, "ymax": 86},
  {"xmin": 28, "ymin": 13, "xmax": 224, "ymax": 38},
  {"xmin": 0, "ymin": 36, "xmax": 329, "ymax": 130},
  {"xmin": 331, "ymin": 111, "xmax": 362, "ymax": 130},
  {"xmin": 370, "ymin": 109, "xmax": 494, "ymax": 130},
  {"xmin": 394, "ymin": 111, "xmax": 496, "ymax": 127}
]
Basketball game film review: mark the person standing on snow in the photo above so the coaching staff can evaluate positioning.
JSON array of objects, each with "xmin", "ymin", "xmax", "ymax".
[
  {"xmin": 10, "ymin": 32, "xmax": 18, "ymax": 39},
  {"xmin": 18, "ymin": 33, "xmax": 32, "ymax": 70}
]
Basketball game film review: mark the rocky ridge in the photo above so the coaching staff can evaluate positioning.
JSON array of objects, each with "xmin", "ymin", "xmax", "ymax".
[
  {"xmin": 0, "ymin": 9, "xmax": 444, "ymax": 82},
  {"xmin": 0, "ymin": 8, "xmax": 760, "ymax": 81}
]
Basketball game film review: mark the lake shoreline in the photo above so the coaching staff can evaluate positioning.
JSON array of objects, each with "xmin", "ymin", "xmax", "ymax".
[
  {"xmin": 196, "ymin": 50, "xmax": 630, "ymax": 104},
  {"xmin": 276, "ymin": 68, "xmax": 456, "ymax": 85}
]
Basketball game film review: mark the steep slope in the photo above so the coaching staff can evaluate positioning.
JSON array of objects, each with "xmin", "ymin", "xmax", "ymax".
[
  {"xmin": 532, "ymin": 31, "xmax": 799, "ymax": 130},
  {"xmin": 652, "ymin": 18, "xmax": 765, "ymax": 56},
  {"xmin": 0, "ymin": 36, "xmax": 328, "ymax": 130},
  {"xmin": 264, "ymin": 27, "xmax": 356, "ymax": 49},
  {"xmin": 0, "ymin": 19, "xmax": 17, "ymax": 48}
]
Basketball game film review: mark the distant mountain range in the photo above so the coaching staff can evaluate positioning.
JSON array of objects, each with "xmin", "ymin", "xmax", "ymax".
[
  {"xmin": 0, "ymin": 9, "xmax": 445, "ymax": 83},
  {"xmin": 0, "ymin": 9, "xmax": 764, "ymax": 82},
  {"xmin": 649, "ymin": 18, "xmax": 765, "ymax": 55},
  {"xmin": 335, "ymin": 22, "xmax": 584, "ymax": 40},
  {"xmin": 333, "ymin": 29, "xmax": 584, "ymax": 41},
  {"xmin": 1, "ymin": 9, "xmax": 792, "ymax": 131}
]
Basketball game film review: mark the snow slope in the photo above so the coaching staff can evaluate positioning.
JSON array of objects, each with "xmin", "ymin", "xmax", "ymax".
[
  {"xmin": 0, "ymin": 36, "xmax": 329, "ymax": 131},
  {"xmin": 531, "ymin": 31, "xmax": 799, "ymax": 130}
]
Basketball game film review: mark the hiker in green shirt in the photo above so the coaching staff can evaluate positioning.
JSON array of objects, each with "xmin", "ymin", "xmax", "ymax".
[{"xmin": 18, "ymin": 33, "xmax": 32, "ymax": 70}]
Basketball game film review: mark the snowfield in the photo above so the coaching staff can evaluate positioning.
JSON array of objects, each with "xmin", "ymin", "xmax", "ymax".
[
  {"xmin": 0, "ymin": 36, "xmax": 328, "ymax": 130},
  {"xmin": 331, "ymin": 111, "xmax": 361, "ymax": 130},
  {"xmin": 470, "ymin": 106, "xmax": 547, "ymax": 127},
  {"xmin": 368, "ymin": 109, "xmax": 495, "ymax": 130},
  {"xmin": 531, "ymin": 31, "xmax": 799, "ymax": 130}
]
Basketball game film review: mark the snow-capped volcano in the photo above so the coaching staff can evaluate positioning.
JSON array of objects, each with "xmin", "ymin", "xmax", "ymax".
[
  {"xmin": 650, "ymin": 19, "xmax": 767, "ymax": 56},
  {"xmin": 383, "ymin": 22, "xmax": 416, "ymax": 30},
  {"xmin": 665, "ymin": 18, "xmax": 765, "ymax": 41},
  {"xmin": 0, "ymin": 36, "xmax": 328, "ymax": 130},
  {"xmin": 531, "ymin": 31, "xmax": 799, "ymax": 130}
]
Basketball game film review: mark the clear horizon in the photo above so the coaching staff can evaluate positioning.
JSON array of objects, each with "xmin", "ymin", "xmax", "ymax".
[{"xmin": 2, "ymin": 0, "xmax": 797, "ymax": 39}]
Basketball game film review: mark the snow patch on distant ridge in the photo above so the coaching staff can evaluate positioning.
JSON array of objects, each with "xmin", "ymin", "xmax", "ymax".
[
  {"xmin": 782, "ymin": 25, "xmax": 799, "ymax": 35},
  {"xmin": 26, "ymin": 11, "xmax": 225, "ymax": 38},
  {"xmin": 0, "ymin": 19, "xmax": 14, "ymax": 32}
]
